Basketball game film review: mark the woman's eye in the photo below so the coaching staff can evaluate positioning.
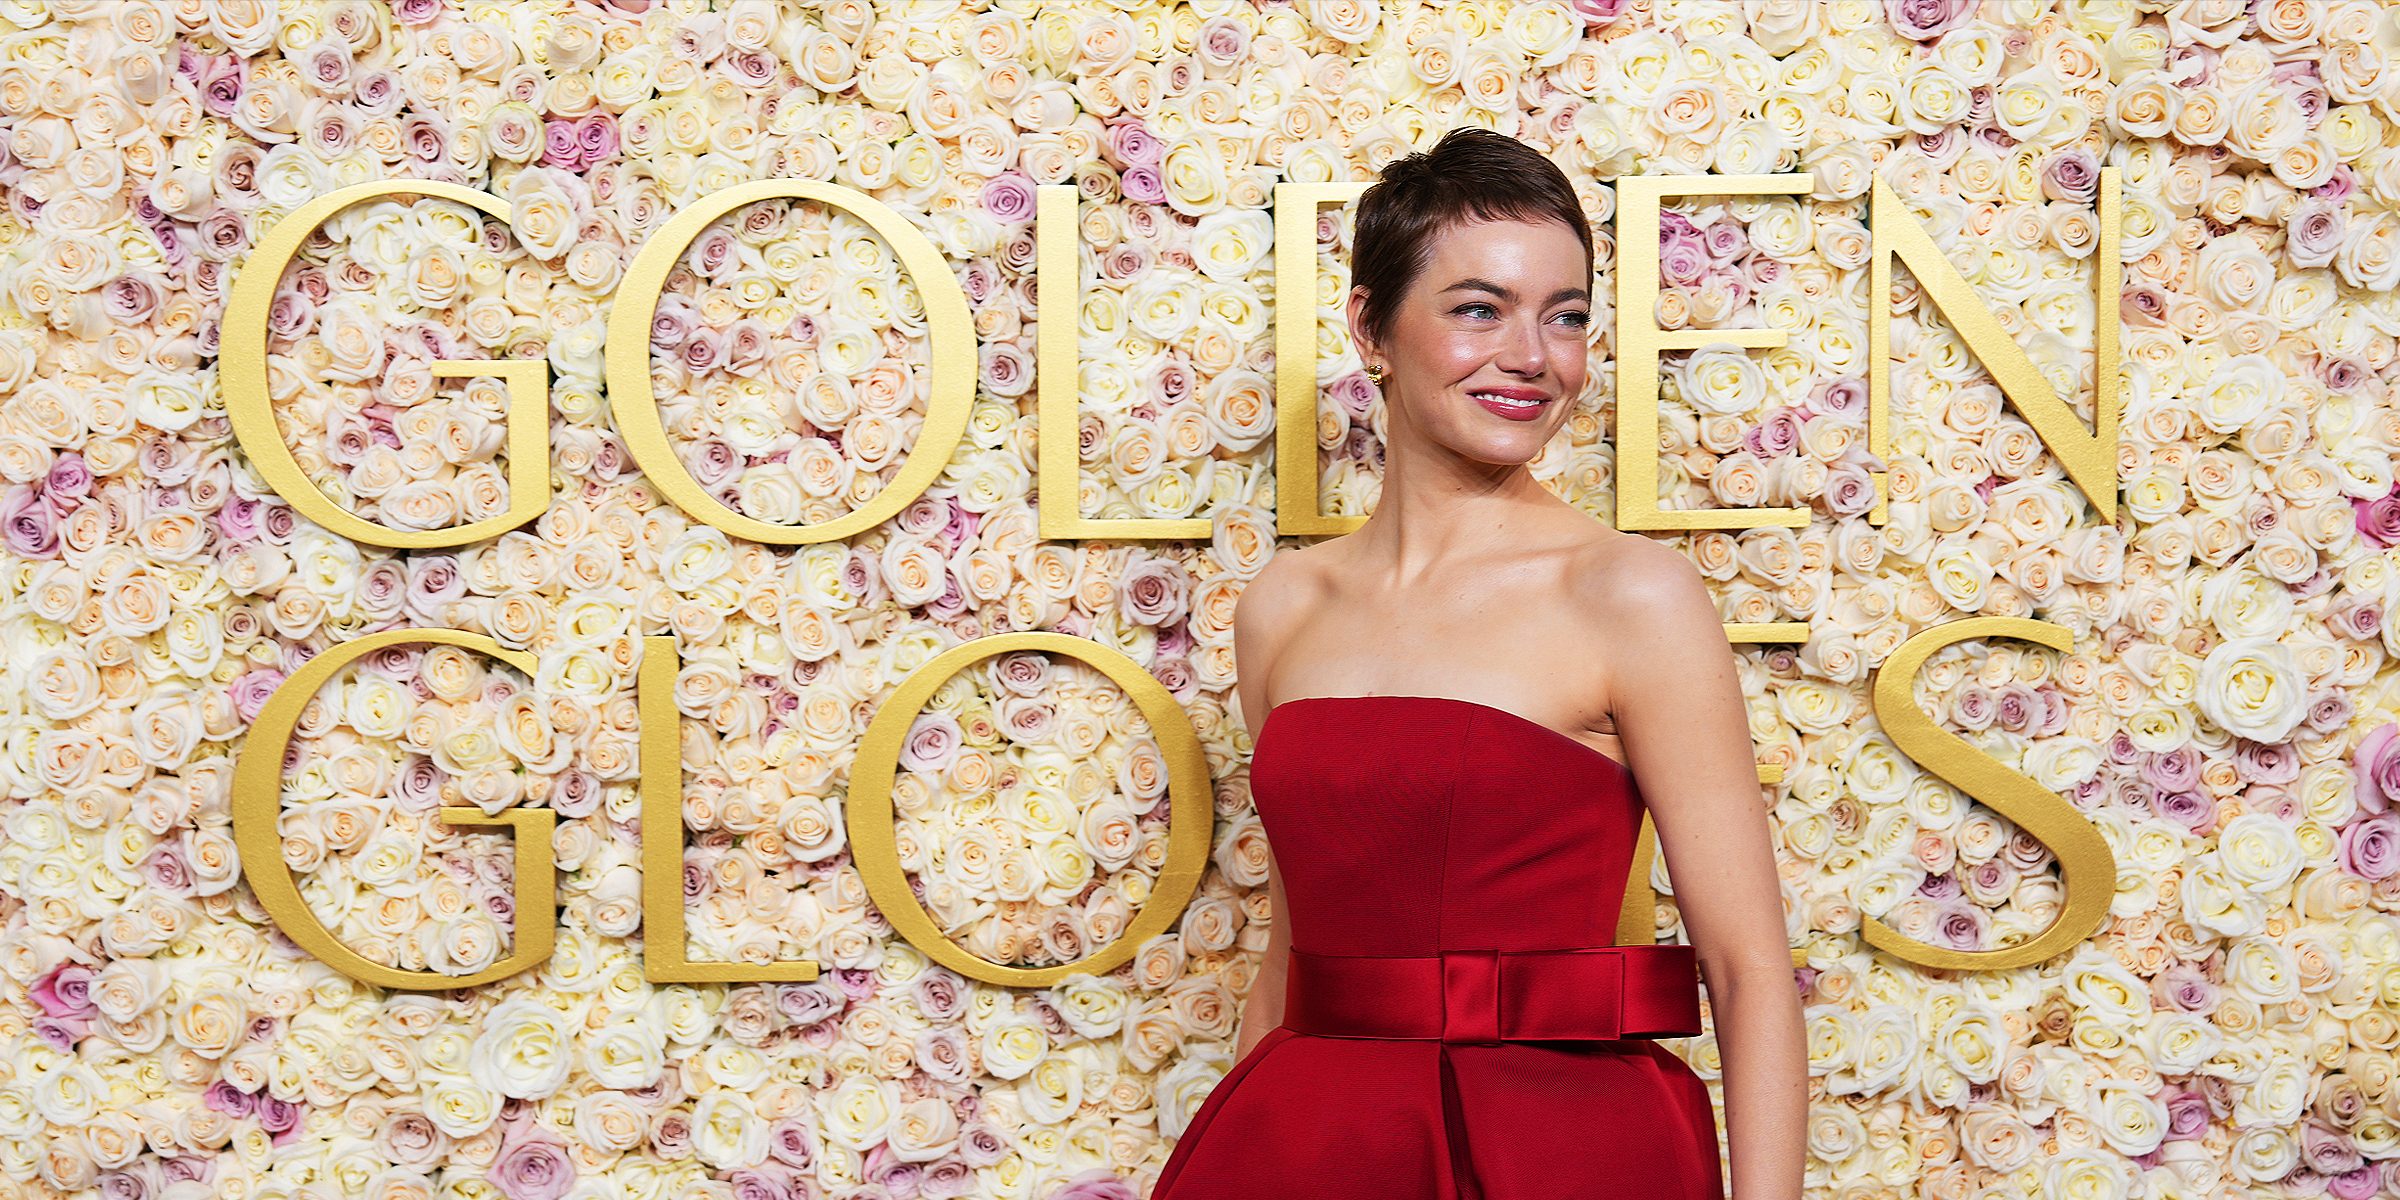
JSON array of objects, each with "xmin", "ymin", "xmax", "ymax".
[
  {"xmin": 1555, "ymin": 310, "xmax": 1592, "ymax": 329},
  {"xmin": 1453, "ymin": 302, "xmax": 1497, "ymax": 320}
]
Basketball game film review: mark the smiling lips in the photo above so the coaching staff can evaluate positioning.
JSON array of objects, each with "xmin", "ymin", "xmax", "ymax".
[{"xmin": 1469, "ymin": 387, "xmax": 1552, "ymax": 422}]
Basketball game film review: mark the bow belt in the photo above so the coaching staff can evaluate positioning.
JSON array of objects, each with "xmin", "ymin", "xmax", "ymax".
[
  {"xmin": 1285, "ymin": 945, "xmax": 1703, "ymax": 1043},
  {"xmin": 1282, "ymin": 946, "xmax": 1707, "ymax": 1200}
]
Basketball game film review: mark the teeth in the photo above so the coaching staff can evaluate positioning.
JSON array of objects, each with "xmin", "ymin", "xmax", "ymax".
[{"xmin": 1476, "ymin": 393, "xmax": 1541, "ymax": 407}]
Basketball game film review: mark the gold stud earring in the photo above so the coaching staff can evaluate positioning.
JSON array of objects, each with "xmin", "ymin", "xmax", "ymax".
[{"xmin": 1365, "ymin": 364, "xmax": 1387, "ymax": 386}]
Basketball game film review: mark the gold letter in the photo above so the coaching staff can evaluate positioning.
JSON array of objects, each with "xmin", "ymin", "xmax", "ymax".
[
  {"xmin": 1870, "ymin": 171, "xmax": 2119, "ymax": 523},
  {"xmin": 222, "ymin": 182, "xmax": 549, "ymax": 549},
  {"xmin": 1273, "ymin": 182, "xmax": 1370, "ymax": 537},
  {"xmin": 640, "ymin": 635, "xmax": 818, "ymax": 981},
  {"xmin": 1867, "ymin": 618, "xmax": 2115, "ymax": 969},
  {"xmin": 1039, "ymin": 186, "xmax": 1210, "ymax": 539},
  {"xmin": 1614, "ymin": 175, "xmax": 1813, "ymax": 532},
  {"xmin": 231, "ymin": 629, "xmax": 556, "ymax": 989},
  {"xmin": 608, "ymin": 181, "xmax": 974, "ymax": 545},
  {"xmin": 848, "ymin": 633, "xmax": 1211, "ymax": 986}
]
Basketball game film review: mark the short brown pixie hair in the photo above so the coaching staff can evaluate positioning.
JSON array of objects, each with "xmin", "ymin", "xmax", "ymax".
[{"xmin": 1349, "ymin": 127, "xmax": 1595, "ymax": 351}]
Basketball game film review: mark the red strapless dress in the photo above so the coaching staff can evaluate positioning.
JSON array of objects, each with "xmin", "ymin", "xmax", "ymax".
[{"xmin": 1150, "ymin": 695, "xmax": 1722, "ymax": 1200}]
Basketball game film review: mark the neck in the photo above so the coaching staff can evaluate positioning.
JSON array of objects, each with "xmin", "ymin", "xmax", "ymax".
[{"xmin": 1349, "ymin": 423, "xmax": 1563, "ymax": 578}]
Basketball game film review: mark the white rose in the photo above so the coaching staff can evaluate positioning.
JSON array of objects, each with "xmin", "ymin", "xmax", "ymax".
[
  {"xmin": 1935, "ymin": 1007, "xmax": 2004, "ymax": 1083},
  {"xmin": 1678, "ymin": 345, "xmax": 1767, "ymax": 415},
  {"xmin": 1310, "ymin": 0, "xmax": 1378, "ymax": 43},
  {"xmin": 2200, "ymin": 567, "xmax": 2295, "ymax": 641},
  {"xmin": 2141, "ymin": 1011, "xmax": 2222, "ymax": 1075},
  {"xmin": 1828, "ymin": 1005, "xmax": 1914, "ymax": 1096},
  {"xmin": 467, "ymin": 997, "xmax": 575, "ymax": 1100},
  {"xmin": 1190, "ymin": 210, "xmax": 1272, "ymax": 282},
  {"xmin": 1049, "ymin": 973, "xmax": 1130, "ymax": 1040},
  {"xmin": 2233, "ymin": 1055, "xmax": 2310, "ymax": 1129},
  {"xmin": 2232, "ymin": 1126, "xmax": 2298, "ymax": 1183},
  {"xmin": 416, "ymin": 1074, "xmax": 500, "ymax": 1139},
  {"xmin": 2217, "ymin": 814, "xmax": 2303, "ymax": 893},
  {"xmin": 2191, "ymin": 353, "xmax": 2286, "ymax": 434},
  {"xmin": 580, "ymin": 1018, "xmax": 665, "ymax": 1090},
  {"xmin": 1154, "ymin": 1047, "xmax": 1229, "ymax": 1139},
  {"xmin": 2225, "ymin": 935, "xmax": 2298, "ymax": 1005},
  {"xmin": 817, "ymin": 1076, "xmax": 900, "ymax": 1150},
  {"xmin": 692, "ymin": 1090, "xmax": 768, "ymax": 1168},
  {"xmin": 887, "ymin": 1095, "xmax": 960, "ymax": 1162},
  {"xmin": 2045, "ymin": 1148, "xmax": 2131, "ymax": 1200},
  {"xmin": 2182, "ymin": 855, "xmax": 2265, "ymax": 938},
  {"xmin": 2195, "ymin": 637, "xmax": 2305, "ymax": 742},
  {"xmin": 2090, "ymin": 1083, "xmax": 2165, "ymax": 1157},
  {"xmin": 2062, "ymin": 953, "xmax": 2149, "ymax": 1023},
  {"xmin": 978, "ymin": 1014, "xmax": 1047, "ymax": 1081},
  {"xmin": 28, "ymin": 1060, "xmax": 102, "ymax": 1125},
  {"xmin": 2021, "ymin": 738, "xmax": 2102, "ymax": 791}
]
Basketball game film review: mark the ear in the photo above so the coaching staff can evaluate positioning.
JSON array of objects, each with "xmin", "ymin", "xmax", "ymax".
[{"xmin": 1344, "ymin": 285, "xmax": 1378, "ymax": 371}]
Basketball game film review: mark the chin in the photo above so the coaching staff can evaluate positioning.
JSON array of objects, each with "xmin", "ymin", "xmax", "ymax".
[
  {"xmin": 1467, "ymin": 412, "xmax": 1574, "ymax": 463},
  {"xmin": 1446, "ymin": 430, "xmax": 1554, "ymax": 468}
]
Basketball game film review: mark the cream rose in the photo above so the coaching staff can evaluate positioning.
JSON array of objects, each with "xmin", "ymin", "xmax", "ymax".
[{"xmin": 2196, "ymin": 637, "xmax": 2306, "ymax": 742}]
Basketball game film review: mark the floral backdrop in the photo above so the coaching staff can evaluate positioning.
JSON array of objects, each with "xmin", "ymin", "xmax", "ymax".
[{"xmin": 2, "ymin": 1, "xmax": 2400, "ymax": 1198}]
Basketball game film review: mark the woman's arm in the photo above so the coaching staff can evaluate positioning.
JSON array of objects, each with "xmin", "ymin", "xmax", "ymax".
[
  {"xmin": 1600, "ymin": 539, "xmax": 1806, "ymax": 1200},
  {"xmin": 1226, "ymin": 554, "xmax": 1310, "ymax": 1058},
  {"xmin": 1233, "ymin": 846, "xmax": 1289, "ymax": 1062}
]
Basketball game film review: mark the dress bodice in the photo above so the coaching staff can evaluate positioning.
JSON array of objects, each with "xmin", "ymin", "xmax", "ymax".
[{"xmin": 1250, "ymin": 694, "xmax": 1644, "ymax": 957}]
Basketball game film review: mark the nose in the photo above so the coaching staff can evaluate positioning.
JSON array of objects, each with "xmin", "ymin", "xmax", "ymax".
[{"xmin": 1495, "ymin": 311, "xmax": 1547, "ymax": 377}]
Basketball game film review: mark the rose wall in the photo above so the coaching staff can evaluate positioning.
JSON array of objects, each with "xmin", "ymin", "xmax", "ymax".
[{"xmin": 3, "ymin": 0, "xmax": 2400, "ymax": 1198}]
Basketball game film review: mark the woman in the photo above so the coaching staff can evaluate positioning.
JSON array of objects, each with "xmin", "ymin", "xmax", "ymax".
[{"xmin": 1151, "ymin": 129, "xmax": 1805, "ymax": 1199}]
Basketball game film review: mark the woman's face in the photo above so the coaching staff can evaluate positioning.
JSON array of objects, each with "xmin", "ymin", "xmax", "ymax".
[{"xmin": 1349, "ymin": 216, "xmax": 1592, "ymax": 468}]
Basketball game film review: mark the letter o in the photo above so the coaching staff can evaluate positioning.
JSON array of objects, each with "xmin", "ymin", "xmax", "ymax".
[
  {"xmin": 605, "ymin": 179, "xmax": 975, "ymax": 544},
  {"xmin": 231, "ymin": 629, "xmax": 557, "ymax": 990},
  {"xmin": 848, "ymin": 633, "xmax": 1213, "ymax": 987}
]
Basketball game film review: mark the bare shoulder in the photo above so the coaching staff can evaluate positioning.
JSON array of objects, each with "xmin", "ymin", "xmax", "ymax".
[
  {"xmin": 1568, "ymin": 530, "xmax": 1724, "ymax": 651},
  {"xmin": 1231, "ymin": 544, "xmax": 1340, "ymax": 733},
  {"xmin": 1232, "ymin": 544, "xmax": 1335, "ymax": 649}
]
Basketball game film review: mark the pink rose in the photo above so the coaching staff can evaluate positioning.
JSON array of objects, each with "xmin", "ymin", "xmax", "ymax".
[
  {"xmin": 1117, "ymin": 559, "xmax": 1191, "ymax": 627},
  {"xmin": 29, "ymin": 964, "xmax": 93, "ymax": 1017},
  {"xmin": 1887, "ymin": 0, "xmax": 1975, "ymax": 40},
  {"xmin": 2355, "ymin": 723, "xmax": 2400, "ymax": 812},
  {"xmin": 491, "ymin": 1133, "xmax": 575, "ymax": 1200},
  {"xmin": 576, "ymin": 113, "xmax": 619, "ymax": 161},
  {"xmin": 1106, "ymin": 119, "xmax": 1162, "ymax": 167},
  {"xmin": 2340, "ymin": 815, "xmax": 2400, "ymax": 880},
  {"xmin": 541, "ymin": 119, "xmax": 582, "ymax": 169},
  {"xmin": 1566, "ymin": 0, "xmax": 1631, "ymax": 25},
  {"xmin": 900, "ymin": 712, "xmax": 962, "ymax": 773},
  {"xmin": 2332, "ymin": 1166, "xmax": 2381, "ymax": 1200},
  {"xmin": 1121, "ymin": 166, "xmax": 1165, "ymax": 205},
  {"xmin": 1051, "ymin": 1170, "xmax": 1138, "ymax": 1200},
  {"xmin": 982, "ymin": 171, "xmax": 1035, "ymax": 223},
  {"xmin": 2354, "ymin": 490, "xmax": 2400, "ymax": 547},
  {"xmin": 2, "ymin": 485, "xmax": 57, "ymax": 557}
]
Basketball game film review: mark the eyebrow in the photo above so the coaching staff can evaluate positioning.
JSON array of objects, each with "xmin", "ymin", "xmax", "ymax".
[{"xmin": 1438, "ymin": 277, "xmax": 1590, "ymax": 306}]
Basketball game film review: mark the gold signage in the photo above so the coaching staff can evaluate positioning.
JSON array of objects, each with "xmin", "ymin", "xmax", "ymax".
[
  {"xmin": 848, "ymin": 633, "xmax": 1211, "ymax": 987},
  {"xmin": 1614, "ymin": 174, "xmax": 1815, "ymax": 531},
  {"xmin": 231, "ymin": 629, "xmax": 556, "ymax": 990},
  {"xmin": 221, "ymin": 174, "xmax": 2128, "ymax": 987},
  {"xmin": 608, "ymin": 180, "xmax": 976, "ymax": 545},
  {"xmin": 234, "ymin": 629, "xmax": 1210, "ymax": 989},
  {"xmin": 1865, "ymin": 619, "xmax": 2115, "ymax": 968},
  {"xmin": 220, "ymin": 182, "xmax": 551, "ymax": 549}
]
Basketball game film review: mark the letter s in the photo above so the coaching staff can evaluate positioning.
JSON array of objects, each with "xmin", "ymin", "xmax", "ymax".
[{"xmin": 1866, "ymin": 618, "xmax": 2115, "ymax": 970}]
